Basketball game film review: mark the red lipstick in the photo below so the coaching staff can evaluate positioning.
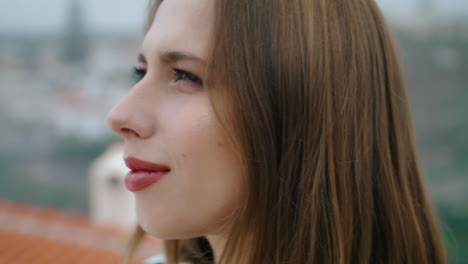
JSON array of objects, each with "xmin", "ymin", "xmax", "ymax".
[{"xmin": 124, "ymin": 157, "xmax": 170, "ymax": 191}]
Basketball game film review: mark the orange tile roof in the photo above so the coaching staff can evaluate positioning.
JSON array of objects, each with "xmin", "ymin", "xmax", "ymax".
[{"xmin": 0, "ymin": 199, "xmax": 162, "ymax": 264}]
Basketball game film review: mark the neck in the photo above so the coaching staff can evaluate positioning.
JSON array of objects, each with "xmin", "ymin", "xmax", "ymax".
[{"xmin": 205, "ymin": 234, "xmax": 226, "ymax": 263}]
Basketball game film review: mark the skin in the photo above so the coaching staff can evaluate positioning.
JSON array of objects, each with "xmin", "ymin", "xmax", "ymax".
[{"xmin": 106, "ymin": 0, "xmax": 243, "ymax": 261}]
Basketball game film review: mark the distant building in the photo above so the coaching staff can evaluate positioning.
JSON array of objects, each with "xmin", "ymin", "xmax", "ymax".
[
  {"xmin": 0, "ymin": 142, "xmax": 163, "ymax": 263},
  {"xmin": 62, "ymin": 0, "xmax": 89, "ymax": 66},
  {"xmin": 0, "ymin": 199, "xmax": 160, "ymax": 263},
  {"xmin": 89, "ymin": 142, "xmax": 137, "ymax": 231},
  {"xmin": 419, "ymin": 0, "xmax": 435, "ymax": 17}
]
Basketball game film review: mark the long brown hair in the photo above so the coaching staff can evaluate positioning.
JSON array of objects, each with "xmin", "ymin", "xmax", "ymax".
[{"xmin": 123, "ymin": 0, "xmax": 447, "ymax": 263}]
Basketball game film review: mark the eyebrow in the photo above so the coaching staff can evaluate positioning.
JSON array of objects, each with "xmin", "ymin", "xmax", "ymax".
[{"xmin": 138, "ymin": 51, "xmax": 206, "ymax": 66}]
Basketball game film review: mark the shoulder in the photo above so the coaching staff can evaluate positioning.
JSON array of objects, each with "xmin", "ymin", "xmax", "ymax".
[{"xmin": 142, "ymin": 254, "xmax": 166, "ymax": 264}]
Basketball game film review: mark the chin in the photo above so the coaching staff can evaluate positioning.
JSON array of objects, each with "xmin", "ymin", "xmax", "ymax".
[{"xmin": 137, "ymin": 216, "xmax": 203, "ymax": 240}]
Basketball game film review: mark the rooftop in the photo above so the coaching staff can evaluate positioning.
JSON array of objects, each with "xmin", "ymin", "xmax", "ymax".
[{"xmin": 0, "ymin": 199, "xmax": 162, "ymax": 263}]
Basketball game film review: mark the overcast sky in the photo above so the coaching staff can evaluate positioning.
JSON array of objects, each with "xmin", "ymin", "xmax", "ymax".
[
  {"xmin": 0, "ymin": 0, "xmax": 147, "ymax": 34},
  {"xmin": 0, "ymin": 0, "xmax": 467, "ymax": 34}
]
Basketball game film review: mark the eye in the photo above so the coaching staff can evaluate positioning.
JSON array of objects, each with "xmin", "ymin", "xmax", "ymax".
[
  {"xmin": 132, "ymin": 66, "xmax": 146, "ymax": 83},
  {"xmin": 173, "ymin": 68, "xmax": 203, "ymax": 86},
  {"xmin": 131, "ymin": 67, "xmax": 203, "ymax": 86}
]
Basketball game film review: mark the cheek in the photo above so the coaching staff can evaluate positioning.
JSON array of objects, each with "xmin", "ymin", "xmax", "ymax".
[
  {"xmin": 171, "ymin": 110, "xmax": 243, "ymax": 209},
  {"xmin": 166, "ymin": 99, "xmax": 235, "ymax": 176},
  {"xmin": 136, "ymin": 100, "xmax": 244, "ymax": 239},
  {"xmin": 173, "ymin": 112, "xmax": 213, "ymax": 156}
]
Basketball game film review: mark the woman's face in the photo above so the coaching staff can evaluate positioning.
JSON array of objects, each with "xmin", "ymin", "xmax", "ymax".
[{"xmin": 107, "ymin": 0, "xmax": 244, "ymax": 239}]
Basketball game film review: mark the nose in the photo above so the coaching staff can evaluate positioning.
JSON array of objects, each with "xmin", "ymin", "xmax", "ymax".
[{"xmin": 107, "ymin": 92, "xmax": 155, "ymax": 139}]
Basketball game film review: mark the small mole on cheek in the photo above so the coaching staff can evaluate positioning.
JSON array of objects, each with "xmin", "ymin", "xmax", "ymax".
[
  {"xmin": 217, "ymin": 142, "xmax": 223, "ymax": 148},
  {"xmin": 182, "ymin": 153, "xmax": 187, "ymax": 158}
]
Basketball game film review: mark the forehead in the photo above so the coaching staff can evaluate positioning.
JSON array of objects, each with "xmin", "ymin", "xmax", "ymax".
[{"xmin": 142, "ymin": 0, "xmax": 215, "ymax": 61}]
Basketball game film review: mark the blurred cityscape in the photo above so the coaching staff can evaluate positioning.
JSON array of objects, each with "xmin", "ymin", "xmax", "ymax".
[{"xmin": 0, "ymin": 0, "xmax": 467, "ymax": 263}]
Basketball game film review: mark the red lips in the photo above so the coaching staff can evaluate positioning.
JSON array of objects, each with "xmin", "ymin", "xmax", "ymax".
[
  {"xmin": 124, "ymin": 157, "xmax": 170, "ymax": 192},
  {"xmin": 124, "ymin": 157, "xmax": 170, "ymax": 172}
]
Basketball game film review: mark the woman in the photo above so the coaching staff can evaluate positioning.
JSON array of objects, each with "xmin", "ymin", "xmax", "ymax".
[{"xmin": 107, "ymin": 0, "xmax": 447, "ymax": 263}]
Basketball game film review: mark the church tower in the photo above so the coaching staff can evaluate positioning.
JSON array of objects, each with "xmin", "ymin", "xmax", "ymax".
[
  {"xmin": 419, "ymin": 0, "xmax": 436, "ymax": 20},
  {"xmin": 62, "ymin": 0, "xmax": 89, "ymax": 66}
]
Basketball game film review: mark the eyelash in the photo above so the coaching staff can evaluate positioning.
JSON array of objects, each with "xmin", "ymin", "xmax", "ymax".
[{"xmin": 132, "ymin": 66, "xmax": 203, "ymax": 86}]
